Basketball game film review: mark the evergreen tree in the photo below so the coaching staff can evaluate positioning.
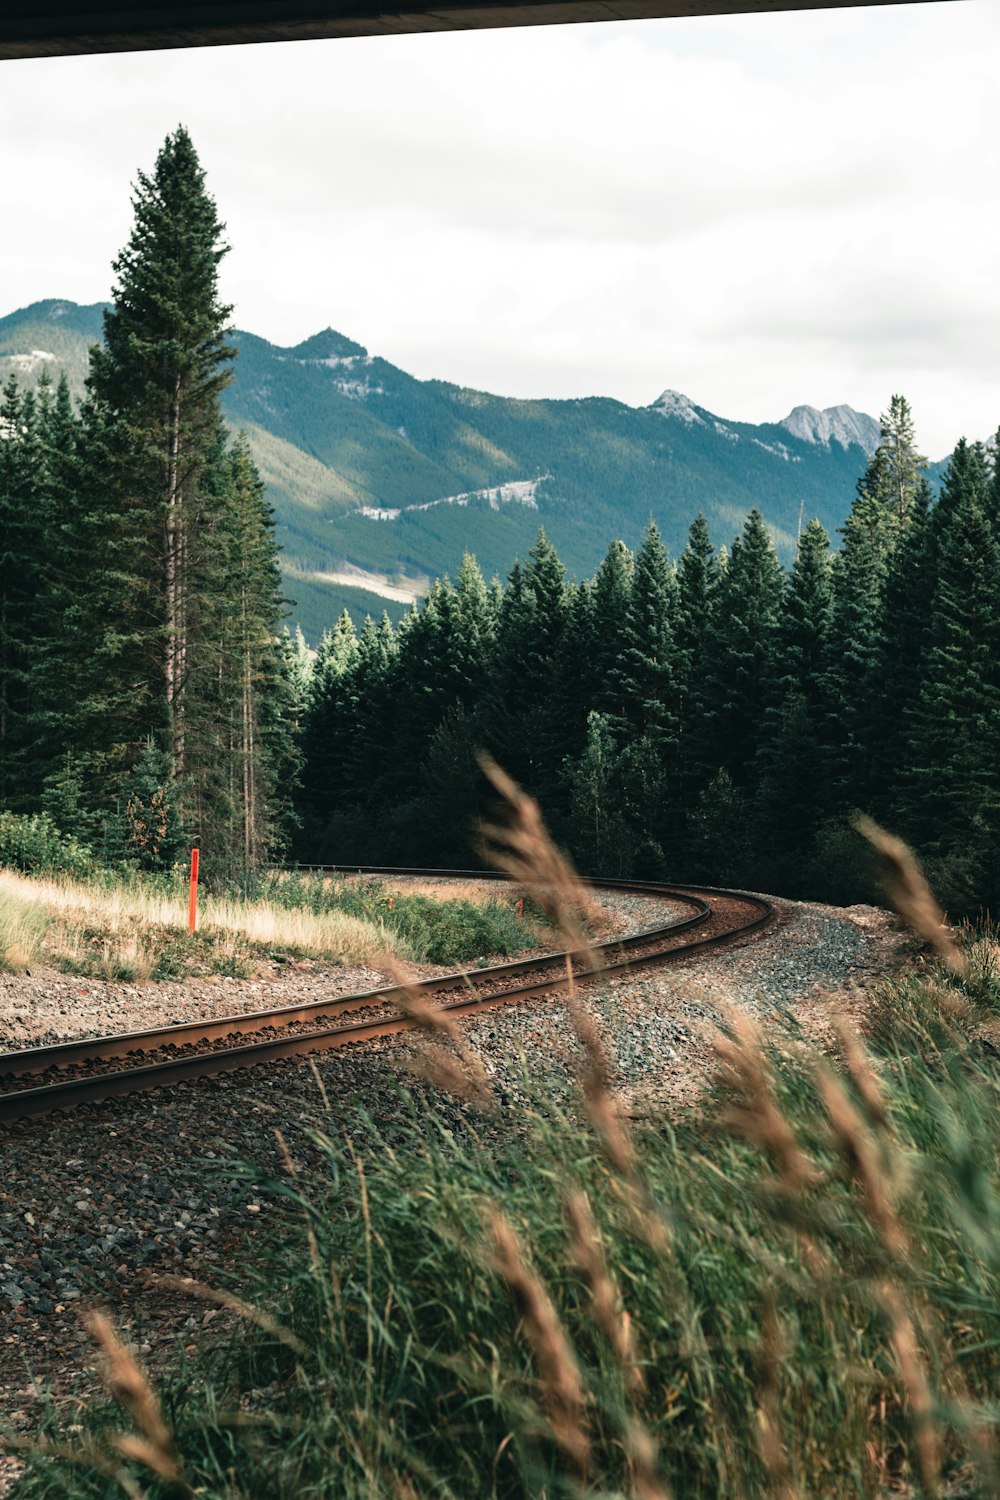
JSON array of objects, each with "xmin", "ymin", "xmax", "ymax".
[
  {"xmin": 299, "ymin": 611, "xmax": 358, "ymax": 850},
  {"xmin": 877, "ymin": 394, "xmax": 927, "ymax": 529},
  {"xmin": 612, "ymin": 520, "xmax": 677, "ymax": 752},
  {"xmin": 820, "ymin": 488, "xmax": 895, "ymax": 811},
  {"xmin": 674, "ymin": 514, "xmax": 717, "ymax": 693},
  {"xmin": 564, "ymin": 712, "xmax": 634, "ymax": 876},
  {"xmin": 869, "ymin": 480, "xmax": 935, "ymax": 816},
  {"xmin": 897, "ymin": 487, "xmax": 1000, "ymax": 908},
  {"xmin": 84, "ymin": 125, "xmax": 235, "ymax": 805},
  {"xmin": 483, "ymin": 533, "xmax": 569, "ymax": 805},
  {"xmin": 691, "ymin": 509, "xmax": 782, "ymax": 788},
  {"xmin": 775, "ymin": 519, "xmax": 832, "ymax": 701},
  {"xmin": 0, "ymin": 377, "xmax": 41, "ymax": 807},
  {"xmin": 753, "ymin": 520, "xmax": 832, "ymax": 877},
  {"xmin": 586, "ymin": 540, "xmax": 633, "ymax": 721}
]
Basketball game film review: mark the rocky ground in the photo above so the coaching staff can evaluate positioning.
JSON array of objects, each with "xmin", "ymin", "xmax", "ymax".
[{"xmin": 0, "ymin": 888, "xmax": 907, "ymax": 1493}]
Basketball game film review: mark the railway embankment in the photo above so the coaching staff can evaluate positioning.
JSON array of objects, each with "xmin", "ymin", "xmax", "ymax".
[{"xmin": 0, "ymin": 884, "xmax": 905, "ymax": 1490}]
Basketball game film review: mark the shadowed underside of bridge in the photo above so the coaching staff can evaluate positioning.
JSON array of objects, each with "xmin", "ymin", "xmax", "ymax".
[{"xmin": 1, "ymin": 0, "xmax": 945, "ymax": 61}]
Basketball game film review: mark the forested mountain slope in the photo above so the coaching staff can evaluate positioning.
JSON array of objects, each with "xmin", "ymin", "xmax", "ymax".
[{"xmin": 3, "ymin": 298, "xmax": 886, "ymax": 637}]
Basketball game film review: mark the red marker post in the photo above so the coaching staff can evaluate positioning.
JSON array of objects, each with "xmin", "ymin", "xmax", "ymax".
[{"xmin": 188, "ymin": 847, "xmax": 200, "ymax": 934}]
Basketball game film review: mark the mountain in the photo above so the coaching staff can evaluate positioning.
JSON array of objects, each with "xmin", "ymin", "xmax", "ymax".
[
  {"xmin": 2, "ymin": 298, "xmax": 883, "ymax": 640},
  {"xmin": 778, "ymin": 403, "xmax": 881, "ymax": 453}
]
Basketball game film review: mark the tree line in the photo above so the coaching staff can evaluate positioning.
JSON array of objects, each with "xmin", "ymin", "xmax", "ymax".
[
  {"xmin": 3, "ymin": 125, "xmax": 998, "ymax": 911},
  {"xmin": 0, "ymin": 128, "xmax": 297, "ymax": 877},
  {"xmin": 298, "ymin": 397, "xmax": 1000, "ymax": 915}
]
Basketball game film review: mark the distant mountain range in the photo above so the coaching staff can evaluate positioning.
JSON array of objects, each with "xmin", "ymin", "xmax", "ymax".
[{"xmin": 2, "ymin": 298, "xmax": 898, "ymax": 640}]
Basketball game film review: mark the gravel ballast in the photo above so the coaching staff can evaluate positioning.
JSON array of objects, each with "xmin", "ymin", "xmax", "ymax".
[{"xmin": 0, "ymin": 887, "xmax": 906, "ymax": 1491}]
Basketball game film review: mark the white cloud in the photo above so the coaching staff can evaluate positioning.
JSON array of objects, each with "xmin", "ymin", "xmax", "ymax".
[{"xmin": 1, "ymin": 1, "xmax": 999, "ymax": 454}]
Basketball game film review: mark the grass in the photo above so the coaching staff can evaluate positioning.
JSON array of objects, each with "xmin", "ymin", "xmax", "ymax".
[
  {"xmin": 5, "ymin": 801, "xmax": 999, "ymax": 1497},
  {"xmin": 0, "ymin": 867, "xmax": 548, "ymax": 980},
  {"xmin": 260, "ymin": 870, "xmax": 552, "ymax": 966},
  {"xmin": 8, "ymin": 952, "xmax": 1000, "ymax": 1498},
  {"xmin": 0, "ymin": 882, "xmax": 50, "ymax": 972}
]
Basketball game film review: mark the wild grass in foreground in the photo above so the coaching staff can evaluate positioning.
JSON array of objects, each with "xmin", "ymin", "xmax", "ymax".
[
  {"xmin": 7, "ymin": 954, "xmax": 1000, "ymax": 1500},
  {"xmin": 0, "ymin": 867, "xmax": 545, "ymax": 980},
  {"xmin": 5, "ymin": 801, "xmax": 999, "ymax": 1498}
]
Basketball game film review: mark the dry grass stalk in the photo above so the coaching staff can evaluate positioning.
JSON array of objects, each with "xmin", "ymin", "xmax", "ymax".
[
  {"xmin": 479, "ymin": 756, "xmax": 602, "ymax": 955},
  {"xmin": 82, "ymin": 1311, "xmax": 190, "ymax": 1493},
  {"xmin": 480, "ymin": 761, "xmax": 673, "ymax": 1251},
  {"xmin": 623, "ymin": 1416, "xmax": 674, "ymax": 1500},
  {"xmin": 755, "ymin": 1297, "xmax": 801, "ymax": 1500},
  {"xmin": 383, "ymin": 955, "xmax": 494, "ymax": 1106},
  {"xmin": 714, "ymin": 1012, "xmax": 820, "ymax": 1193},
  {"xmin": 564, "ymin": 1190, "xmax": 644, "ymax": 1394},
  {"xmin": 815, "ymin": 1066, "xmax": 907, "ymax": 1259},
  {"xmin": 139, "ymin": 1272, "xmax": 308, "ymax": 1357},
  {"xmin": 854, "ymin": 817, "xmax": 965, "ymax": 975},
  {"xmin": 563, "ymin": 1191, "xmax": 674, "ymax": 1497},
  {"xmin": 880, "ymin": 1284, "xmax": 941, "ymax": 1499},
  {"xmin": 309, "ymin": 1055, "xmax": 332, "ymax": 1112},
  {"xmin": 486, "ymin": 1206, "xmax": 591, "ymax": 1472},
  {"xmin": 834, "ymin": 1018, "xmax": 891, "ymax": 1131}
]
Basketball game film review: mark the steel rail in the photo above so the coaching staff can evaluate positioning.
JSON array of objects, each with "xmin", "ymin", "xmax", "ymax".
[{"xmin": 0, "ymin": 875, "xmax": 773, "ymax": 1122}]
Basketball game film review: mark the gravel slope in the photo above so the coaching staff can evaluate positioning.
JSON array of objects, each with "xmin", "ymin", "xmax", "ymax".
[{"xmin": 0, "ymin": 889, "xmax": 905, "ymax": 1491}]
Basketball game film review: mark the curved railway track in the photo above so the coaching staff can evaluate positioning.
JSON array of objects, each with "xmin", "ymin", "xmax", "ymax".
[{"xmin": 0, "ymin": 871, "xmax": 774, "ymax": 1122}]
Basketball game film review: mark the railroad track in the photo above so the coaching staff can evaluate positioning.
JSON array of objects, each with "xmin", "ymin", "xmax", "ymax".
[{"xmin": 0, "ymin": 871, "xmax": 774, "ymax": 1122}]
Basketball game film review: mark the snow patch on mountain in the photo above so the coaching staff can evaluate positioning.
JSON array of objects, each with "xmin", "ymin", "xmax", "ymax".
[
  {"xmin": 751, "ymin": 437, "xmax": 800, "ymax": 464},
  {"xmin": 779, "ymin": 404, "xmax": 880, "ymax": 455},
  {"xmin": 358, "ymin": 477, "xmax": 548, "ymax": 521},
  {"xmin": 651, "ymin": 390, "xmax": 704, "ymax": 425},
  {"xmin": 6, "ymin": 350, "xmax": 56, "ymax": 369},
  {"xmin": 302, "ymin": 353, "xmax": 375, "ymax": 371},
  {"xmin": 288, "ymin": 561, "xmax": 428, "ymax": 605}
]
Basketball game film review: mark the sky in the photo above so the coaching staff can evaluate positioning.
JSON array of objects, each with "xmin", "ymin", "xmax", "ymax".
[{"xmin": 2, "ymin": 1, "xmax": 998, "ymax": 456}]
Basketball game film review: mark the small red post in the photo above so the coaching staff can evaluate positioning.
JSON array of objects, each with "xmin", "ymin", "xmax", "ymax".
[
  {"xmin": 517, "ymin": 897, "xmax": 524, "ymax": 920},
  {"xmin": 188, "ymin": 847, "xmax": 200, "ymax": 934}
]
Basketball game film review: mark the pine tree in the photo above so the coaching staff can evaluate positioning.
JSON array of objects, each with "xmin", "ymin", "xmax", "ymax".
[
  {"xmin": 775, "ymin": 519, "xmax": 832, "ymax": 701},
  {"xmin": 869, "ymin": 480, "xmax": 935, "ymax": 816},
  {"xmin": 897, "ymin": 487, "xmax": 1000, "ymax": 908},
  {"xmin": 820, "ymin": 488, "xmax": 895, "ymax": 810},
  {"xmin": 483, "ymin": 533, "xmax": 569, "ymax": 805},
  {"xmin": 85, "ymin": 125, "xmax": 235, "ymax": 799},
  {"xmin": 692, "ymin": 509, "xmax": 782, "ymax": 788},
  {"xmin": 587, "ymin": 540, "xmax": 633, "ymax": 721},
  {"xmin": 674, "ymin": 514, "xmax": 718, "ymax": 698},
  {"xmin": 299, "ymin": 611, "xmax": 358, "ymax": 850},
  {"xmin": 671, "ymin": 513, "xmax": 719, "ymax": 824},
  {"xmin": 214, "ymin": 435, "xmax": 297, "ymax": 869},
  {"xmin": 613, "ymin": 520, "xmax": 677, "ymax": 751},
  {"xmin": 877, "ymin": 394, "xmax": 927, "ymax": 529},
  {"xmin": 752, "ymin": 520, "xmax": 832, "ymax": 878}
]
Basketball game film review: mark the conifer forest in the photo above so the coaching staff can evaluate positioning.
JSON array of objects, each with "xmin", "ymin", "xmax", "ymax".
[{"xmin": 2, "ymin": 127, "xmax": 1000, "ymax": 915}]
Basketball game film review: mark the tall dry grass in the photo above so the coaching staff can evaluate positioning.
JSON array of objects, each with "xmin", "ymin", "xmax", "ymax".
[
  {"xmin": 0, "ymin": 866, "xmax": 406, "ymax": 979},
  {"xmin": 0, "ymin": 881, "xmax": 49, "ymax": 972},
  {"xmin": 6, "ymin": 789, "xmax": 1000, "ymax": 1498}
]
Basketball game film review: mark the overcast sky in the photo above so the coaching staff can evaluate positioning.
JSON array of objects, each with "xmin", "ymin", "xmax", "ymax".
[{"xmin": 2, "ymin": 1, "xmax": 998, "ymax": 455}]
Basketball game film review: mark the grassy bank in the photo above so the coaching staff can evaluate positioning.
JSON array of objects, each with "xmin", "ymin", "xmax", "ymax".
[
  {"xmin": 6, "ymin": 939, "xmax": 1000, "ymax": 1499},
  {"xmin": 0, "ymin": 868, "xmax": 544, "ymax": 980},
  {"xmin": 6, "ymin": 804, "xmax": 1000, "ymax": 1498}
]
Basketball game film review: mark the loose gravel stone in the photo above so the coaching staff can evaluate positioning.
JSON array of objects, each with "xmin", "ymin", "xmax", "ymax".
[{"xmin": 0, "ymin": 887, "xmax": 906, "ymax": 1493}]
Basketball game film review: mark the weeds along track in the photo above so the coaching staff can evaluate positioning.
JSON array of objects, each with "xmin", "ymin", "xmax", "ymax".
[{"xmin": 0, "ymin": 871, "xmax": 773, "ymax": 1122}]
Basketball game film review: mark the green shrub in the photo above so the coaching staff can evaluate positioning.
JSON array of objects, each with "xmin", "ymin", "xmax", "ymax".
[
  {"xmin": 0, "ymin": 810, "xmax": 94, "ymax": 878},
  {"xmin": 259, "ymin": 872, "xmax": 542, "ymax": 965}
]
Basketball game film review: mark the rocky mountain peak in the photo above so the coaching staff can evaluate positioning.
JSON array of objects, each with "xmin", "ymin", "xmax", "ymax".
[
  {"xmin": 779, "ymin": 404, "xmax": 880, "ymax": 456},
  {"xmin": 650, "ymin": 389, "xmax": 704, "ymax": 425}
]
